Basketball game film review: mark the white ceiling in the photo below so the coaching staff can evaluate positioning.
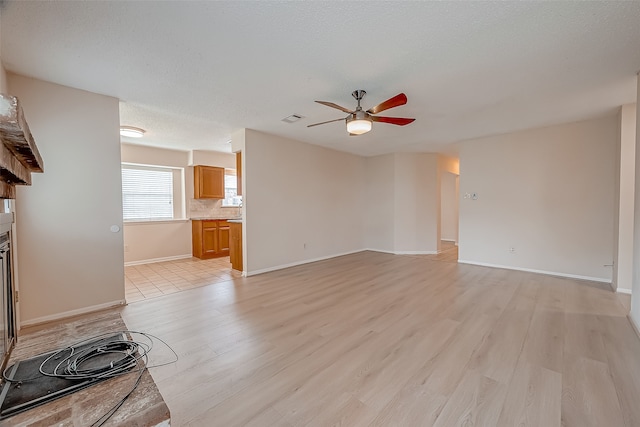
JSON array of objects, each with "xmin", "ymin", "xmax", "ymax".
[{"xmin": 1, "ymin": 1, "xmax": 639, "ymax": 157}]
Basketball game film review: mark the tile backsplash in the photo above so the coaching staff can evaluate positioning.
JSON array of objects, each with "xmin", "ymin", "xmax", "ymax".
[{"xmin": 189, "ymin": 199, "xmax": 241, "ymax": 219}]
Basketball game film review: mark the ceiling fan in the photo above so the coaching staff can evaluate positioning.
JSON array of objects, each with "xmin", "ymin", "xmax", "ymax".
[{"xmin": 307, "ymin": 90, "xmax": 415, "ymax": 136}]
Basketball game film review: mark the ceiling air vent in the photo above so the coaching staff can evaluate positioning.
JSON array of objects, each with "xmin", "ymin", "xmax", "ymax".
[{"xmin": 281, "ymin": 114, "xmax": 303, "ymax": 124}]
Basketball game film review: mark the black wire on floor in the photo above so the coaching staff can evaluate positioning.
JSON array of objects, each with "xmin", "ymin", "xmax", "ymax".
[{"xmin": 2, "ymin": 330, "xmax": 178, "ymax": 427}]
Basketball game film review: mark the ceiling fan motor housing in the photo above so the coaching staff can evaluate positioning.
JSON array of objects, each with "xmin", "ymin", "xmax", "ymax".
[{"xmin": 352, "ymin": 90, "xmax": 366, "ymax": 102}]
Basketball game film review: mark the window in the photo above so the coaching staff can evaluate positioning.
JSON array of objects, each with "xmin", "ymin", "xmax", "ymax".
[
  {"xmin": 222, "ymin": 169, "xmax": 242, "ymax": 207},
  {"xmin": 122, "ymin": 163, "xmax": 184, "ymax": 221}
]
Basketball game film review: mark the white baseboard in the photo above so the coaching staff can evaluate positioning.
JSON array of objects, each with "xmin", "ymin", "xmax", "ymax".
[
  {"xmin": 617, "ymin": 288, "xmax": 633, "ymax": 295},
  {"xmin": 20, "ymin": 299, "xmax": 126, "ymax": 328},
  {"xmin": 125, "ymin": 254, "xmax": 192, "ymax": 267},
  {"xmin": 246, "ymin": 249, "xmax": 366, "ymax": 276},
  {"xmin": 365, "ymin": 248, "xmax": 438, "ymax": 255},
  {"xmin": 394, "ymin": 250, "xmax": 439, "ymax": 255},
  {"xmin": 457, "ymin": 260, "xmax": 611, "ymax": 284}
]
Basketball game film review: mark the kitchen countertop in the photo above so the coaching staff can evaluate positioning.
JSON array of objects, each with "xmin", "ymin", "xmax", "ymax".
[{"xmin": 190, "ymin": 217, "xmax": 240, "ymax": 221}]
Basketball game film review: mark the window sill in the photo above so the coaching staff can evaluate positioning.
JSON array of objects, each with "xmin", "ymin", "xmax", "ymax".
[{"xmin": 124, "ymin": 218, "xmax": 190, "ymax": 226}]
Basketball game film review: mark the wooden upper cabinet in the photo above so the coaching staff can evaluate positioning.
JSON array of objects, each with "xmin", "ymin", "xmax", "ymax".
[
  {"xmin": 194, "ymin": 165, "xmax": 224, "ymax": 199},
  {"xmin": 236, "ymin": 152, "xmax": 242, "ymax": 196}
]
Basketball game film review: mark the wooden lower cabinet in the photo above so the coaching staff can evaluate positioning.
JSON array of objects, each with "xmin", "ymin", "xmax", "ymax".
[
  {"xmin": 192, "ymin": 220, "xmax": 230, "ymax": 259},
  {"xmin": 229, "ymin": 222, "xmax": 243, "ymax": 271},
  {"xmin": 218, "ymin": 221, "xmax": 230, "ymax": 253}
]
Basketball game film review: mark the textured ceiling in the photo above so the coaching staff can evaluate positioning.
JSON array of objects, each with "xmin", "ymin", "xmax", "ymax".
[{"xmin": 1, "ymin": 1, "xmax": 639, "ymax": 156}]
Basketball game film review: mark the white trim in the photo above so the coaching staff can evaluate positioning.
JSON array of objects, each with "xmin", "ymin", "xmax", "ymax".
[
  {"xmin": 246, "ymin": 249, "xmax": 365, "ymax": 276},
  {"xmin": 441, "ymin": 239, "xmax": 457, "ymax": 243},
  {"xmin": 21, "ymin": 300, "xmax": 126, "ymax": 328},
  {"xmin": 616, "ymin": 288, "xmax": 633, "ymax": 295},
  {"xmin": 364, "ymin": 248, "xmax": 438, "ymax": 255},
  {"xmin": 125, "ymin": 254, "xmax": 192, "ymax": 267},
  {"xmin": 457, "ymin": 260, "xmax": 611, "ymax": 284},
  {"xmin": 364, "ymin": 248, "xmax": 395, "ymax": 255},
  {"xmin": 124, "ymin": 219, "xmax": 189, "ymax": 226}
]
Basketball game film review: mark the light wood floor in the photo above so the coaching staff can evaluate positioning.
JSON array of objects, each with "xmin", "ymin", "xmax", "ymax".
[{"xmin": 120, "ymin": 250, "xmax": 640, "ymax": 427}]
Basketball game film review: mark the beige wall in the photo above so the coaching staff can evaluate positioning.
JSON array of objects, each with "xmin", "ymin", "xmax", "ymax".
[
  {"xmin": 121, "ymin": 144, "xmax": 192, "ymax": 264},
  {"xmin": 364, "ymin": 154, "xmax": 395, "ymax": 251},
  {"xmin": 0, "ymin": 63, "xmax": 6, "ymax": 94},
  {"xmin": 632, "ymin": 74, "xmax": 640, "ymax": 330},
  {"xmin": 441, "ymin": 171, "xmax": 459, "ymax": 242},
  {"xmin": 613, "ymin": 104, "xmax": 636, "ymax": 293},
  {"xmin": 190, "ymin": 150, "xmax": 235, "ymax": 169},
  {"xmin": 459, "ymin": 116, "xmax": 617, "ymax": 282},
  {"xmin": 9, "ymin": 74, "xmax": 124, "ymax": 325},
  {"xmin": 394, "ymin": 153, "xmax": 440, "ymax": 254},
  {"xmin": 244, "ymin": 130, "xmax": 366, "ymax": 274},
  {"xmin": 363, "ymin": 153, "xmax": 440, "ymax": 254}
]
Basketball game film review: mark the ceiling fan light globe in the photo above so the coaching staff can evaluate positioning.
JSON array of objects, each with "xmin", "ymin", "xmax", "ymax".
[{"xmin": 346, "ymin": 119, "xmax": 372, "ymax": 135}]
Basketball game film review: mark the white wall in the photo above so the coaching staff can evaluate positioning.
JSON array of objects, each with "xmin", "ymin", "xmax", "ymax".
[
  {"xmin": 121, "ymin": 144, "xmax": 192, "ymax": 264},
  {"xmin": 459, "ymin": 116, "xmax": 617, "ymax": 282},
  {"xmin": 631, "ymin": 74, "xmax": 640, "ymax": 330},
  {"xmin": 613, "ymin": 104, "xmax": 636, "ymax": 292},
  {"xmin": 9, "ymin": 74, "xmax": 124, "ymax": 325},
  {"xmin": 244, "ymin": 130, "xmax": 366, "ymax": 274},
  {"xmin": 441, "ymin": 171, "xmax": 459, "ymax": 242}
]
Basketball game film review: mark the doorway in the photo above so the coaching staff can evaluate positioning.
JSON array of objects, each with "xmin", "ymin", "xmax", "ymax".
[{"xmin": 440, "ymin": 171, "xmax": 459, "ymax": 260}]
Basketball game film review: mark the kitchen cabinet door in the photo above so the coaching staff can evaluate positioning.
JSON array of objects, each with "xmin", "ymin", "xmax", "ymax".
[
  {"xmin": 194, "ymin": 165, "xmax": 224, "ymax": 199},
  {"xmin": 218, "ymin": 221, "xmax": 230, "ymax": 255},
  {"xmin": 201, "ymin": 221, "xmax": 219, "ymax": 257},
  {"xmin": 229, "ymin": 222, "xmax": 243, "ymax": 271}
]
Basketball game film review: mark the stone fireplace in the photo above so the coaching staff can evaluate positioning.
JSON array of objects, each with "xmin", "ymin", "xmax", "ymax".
[{"xmin": 0, "ymin": 94, "xmax": 43, "ymax": 371}]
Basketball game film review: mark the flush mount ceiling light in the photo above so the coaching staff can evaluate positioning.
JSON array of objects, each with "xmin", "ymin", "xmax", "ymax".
[{"xmin": 120, "ymin": 126, "xmax": 145, "ymax": 138}]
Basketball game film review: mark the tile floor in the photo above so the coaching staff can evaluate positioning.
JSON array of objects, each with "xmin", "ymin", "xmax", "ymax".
[{"xmin": 125, "ymin": 256, "xmax": 242, "ymax": 303}]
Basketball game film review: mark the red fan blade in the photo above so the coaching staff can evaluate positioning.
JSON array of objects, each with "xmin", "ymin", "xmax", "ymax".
[
  {"xmin": 307, "ymin": 117, "xmax": 346, "ymax": 128},
  {"xmin": 370, "ymin": 116, "xmax": 415, "ymax": 126},
  {"xmin": 367, "ymin": 93, "xmax": 407, "ymax": 114},
  {"xmin": 315, "ymin": 101, "xmax": 354, "ymax": 114}
]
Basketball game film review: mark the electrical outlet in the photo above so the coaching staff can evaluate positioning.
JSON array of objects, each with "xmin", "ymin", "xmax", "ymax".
[{"xmin": 509, "ymin": 247, "xmax": 515, "ymax": 253}]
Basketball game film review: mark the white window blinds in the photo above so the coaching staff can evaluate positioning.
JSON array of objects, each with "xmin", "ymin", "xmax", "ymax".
[{"xmin": 122, "ymin": 165, "xmax": 174, "ymax": 220}]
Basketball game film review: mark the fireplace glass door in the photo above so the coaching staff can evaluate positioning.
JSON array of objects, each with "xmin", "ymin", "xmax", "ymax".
[{"xmin": 0, "ymin": 232, "xmax": 14, "ymax": 370}]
